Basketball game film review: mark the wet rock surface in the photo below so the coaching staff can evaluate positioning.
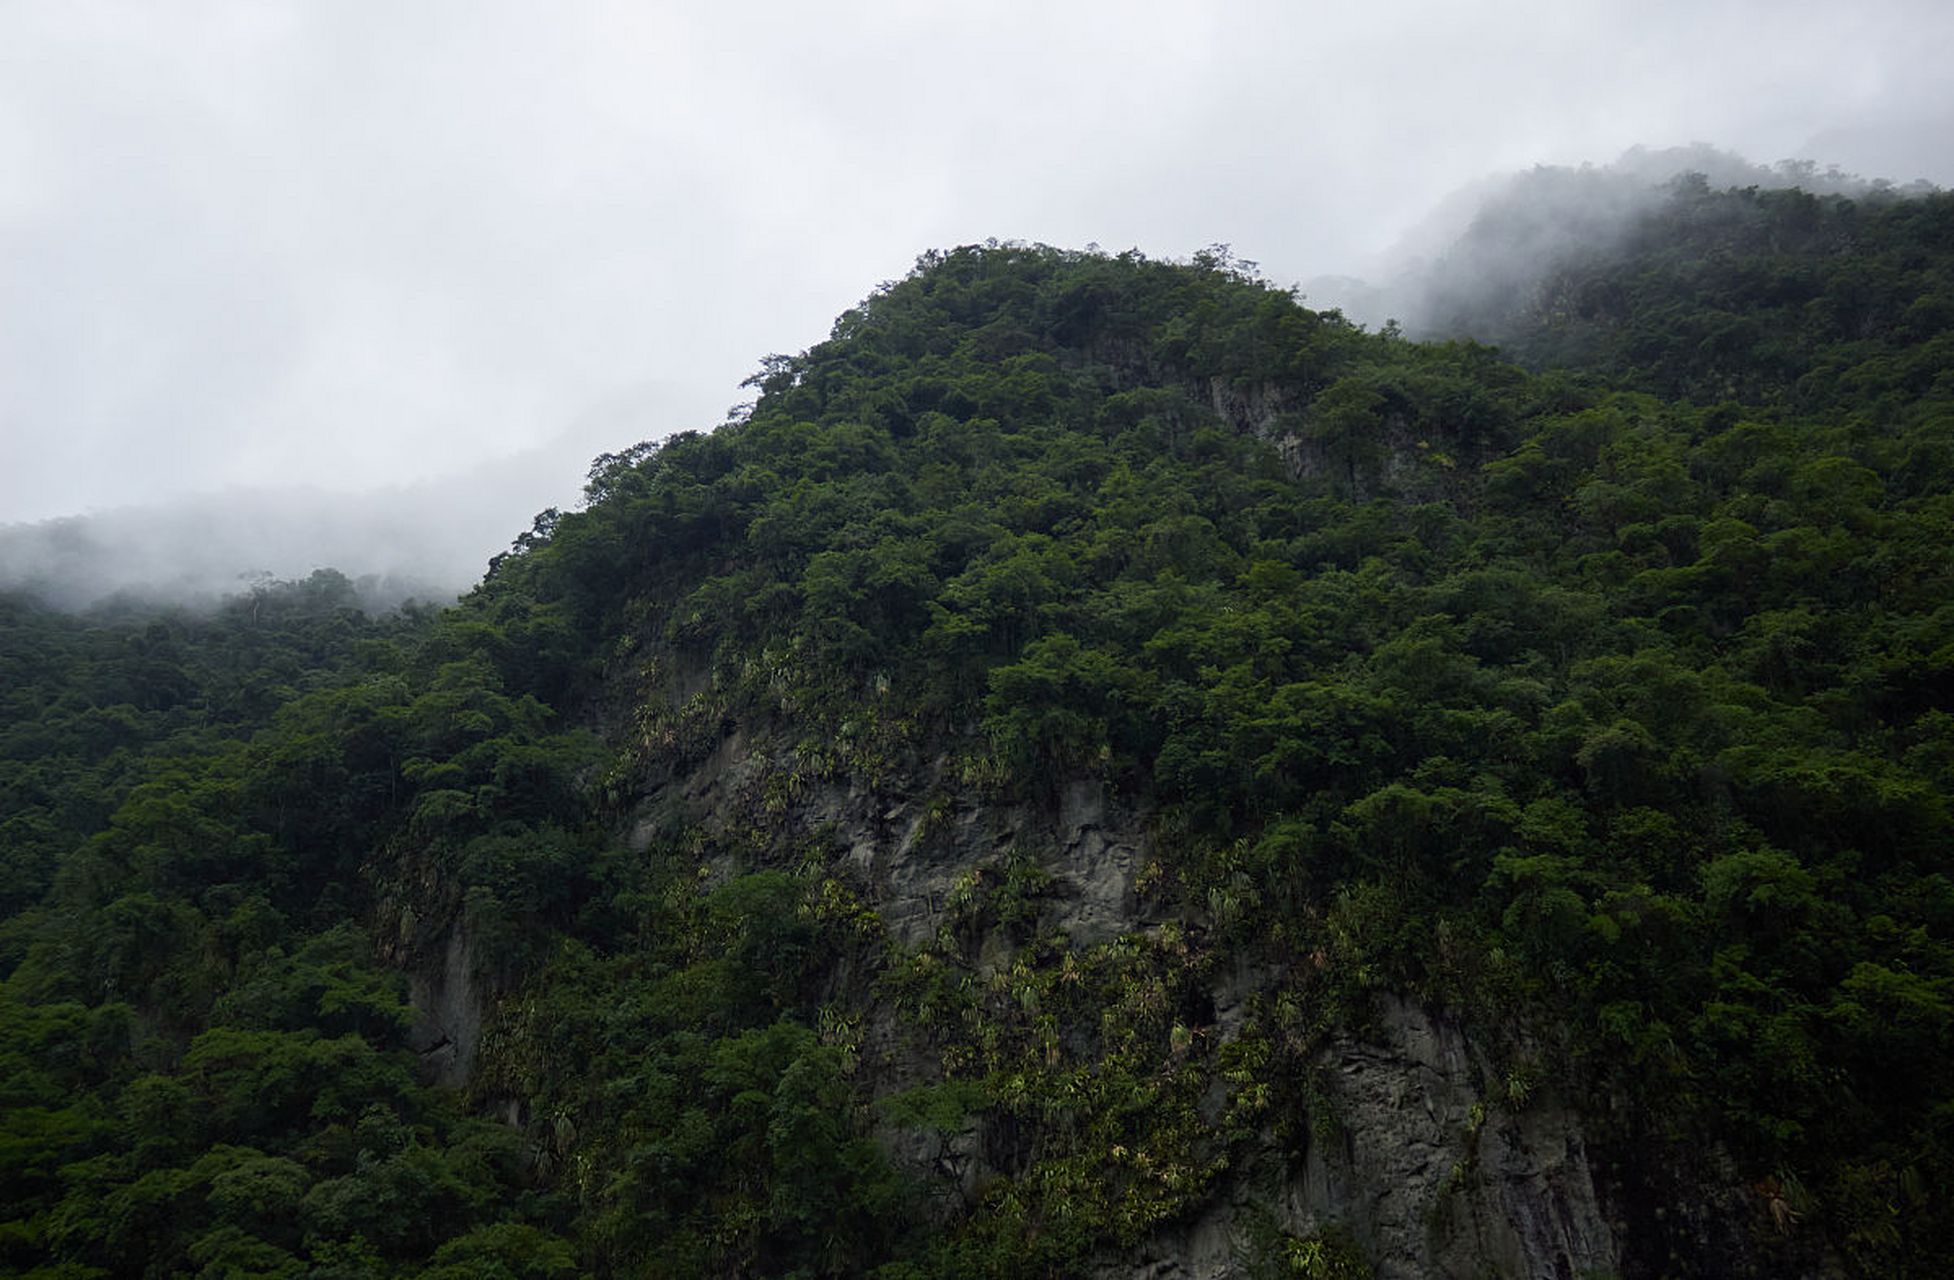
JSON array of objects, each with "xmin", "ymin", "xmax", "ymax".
[
  {"xmin": 612, "ymin": 723, "xmax": 1632, "ymax": 1278},
  {"xmin": 1101, "ymin": 997, "xmax": 1618, "ymax": 1279},
  {"xmin": 406, "ymin": 922, "xmax": 484, "ymax": 1088}
]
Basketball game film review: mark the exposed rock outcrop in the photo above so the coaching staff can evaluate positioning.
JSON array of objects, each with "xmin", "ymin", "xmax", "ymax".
[
  {"xmin": 608, "ymin": 707, "xmax": 1628, "ymax": 1278},
  {"xmin": 406, "ymin": 921, "xmax": 484, "ymax": 1088},
  {"xmin": 1105, "ymin": 996, "xmax": 1618, "ymax": 1279}
]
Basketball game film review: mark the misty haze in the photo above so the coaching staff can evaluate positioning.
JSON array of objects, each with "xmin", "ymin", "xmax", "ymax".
[
  {"xmin": 5, "ymin": 145, "xmax": 1946, "ymax": 612},
  {"xmin": 6, "ymin": 3, "xmax": 1954, "ymax": 610}
]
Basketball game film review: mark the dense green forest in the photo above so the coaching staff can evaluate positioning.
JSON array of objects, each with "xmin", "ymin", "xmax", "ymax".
[{"xmin": 3, "ymin": 180, "xmax": 1952, "ymax": 1278}]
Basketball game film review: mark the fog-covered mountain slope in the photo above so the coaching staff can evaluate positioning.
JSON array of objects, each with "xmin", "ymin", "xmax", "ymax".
[
  {"xmin": 0, "ymin": 386, "xmax": 688, "ymax": 613},
  {"xmin": 1313, "ymin": 144, "xmax": 1943, "ymax": 352}
]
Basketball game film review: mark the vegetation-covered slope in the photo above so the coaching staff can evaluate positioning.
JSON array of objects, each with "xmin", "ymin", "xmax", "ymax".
[
  {"xmin": 3, "ymin": 186, "xmax": 1953, "ymax": 1277},
  {"xmin": 1432, "ymin": 175, "xmax": 1954, "ymax": 414}
]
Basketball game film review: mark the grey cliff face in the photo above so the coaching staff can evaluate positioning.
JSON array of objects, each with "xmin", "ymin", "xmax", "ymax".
[
  {"xmin": 406, "ymin": 920, "xmax": 484, "ymax": 1089},
  {"xmin": 1098, "ymin": 996, "xmax": 1616, "ymax": 1280},
  {"xmin": 387, "ymin": 633, "xmax": 1811, "ymax": 1278},
  {"xmin": 595, "ymin": 696, "xmax": 1630, "ymax": 1278}
]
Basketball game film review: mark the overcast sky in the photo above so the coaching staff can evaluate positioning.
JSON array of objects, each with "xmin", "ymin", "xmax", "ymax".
[{"xmin": 4, "ymin": 0, "xmax": 1951, "ymax": 544}]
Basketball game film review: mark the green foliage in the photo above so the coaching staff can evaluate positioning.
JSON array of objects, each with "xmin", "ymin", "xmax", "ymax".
[
  {"xmin": 1239, "ymin": 1216, "xmax": 1375, "ymax": 1280},
  {"xmin": 7, "ymin": 201, "xmax": 1954, "ymax": 1273}
]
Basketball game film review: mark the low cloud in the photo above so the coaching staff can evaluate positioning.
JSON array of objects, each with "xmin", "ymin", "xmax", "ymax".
[
  {"xmin": 0, "ymin": 379, "xmax": 699, "ymax": 610},
  {"xmin": 5, "ymin": 3, "xmax": 1952, "ymax": 602},
  {"xmin": 1307, "ymin": 144, "xmax": 1938, "ymax": 335}
]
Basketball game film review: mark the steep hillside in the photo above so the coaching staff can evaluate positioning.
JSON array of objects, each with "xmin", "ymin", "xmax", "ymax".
[
  {"xmin": 1429, "ymin": 178, "xmax": 1954, "ymax": 414},
  {"xmin": 4, "ymin": 231, "xmax": 1952, "ymax": 1277}
]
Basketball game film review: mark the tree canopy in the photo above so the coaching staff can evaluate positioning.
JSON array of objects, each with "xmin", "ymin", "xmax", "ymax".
[{"xmin": 4, "ymin": 183, "xmax": 1954, "ymax": 1276}]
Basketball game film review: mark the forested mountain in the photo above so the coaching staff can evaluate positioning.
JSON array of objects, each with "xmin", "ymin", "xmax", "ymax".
[
  {"xmin": 3, "ymin": 180, "xmax": 1952, "ymax": 1278},
  {"xmin": 1428, "ymin": 173, "xmax": 1954, "ymax": 411}
]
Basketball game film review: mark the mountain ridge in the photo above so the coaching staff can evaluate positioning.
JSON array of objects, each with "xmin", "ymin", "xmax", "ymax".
[{"xmin": 4, "ymin": 180, "xmax": 1953, "ymax": 1276}]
